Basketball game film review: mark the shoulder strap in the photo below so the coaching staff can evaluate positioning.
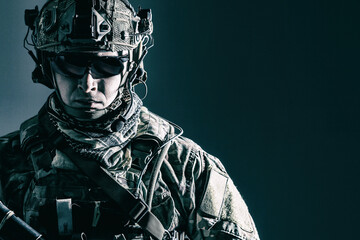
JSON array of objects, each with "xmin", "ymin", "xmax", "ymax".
[
  {"xmin": 19, "ymin": 115, "xmax": 40, "ymax": 154},
  {"xmin": 20, "ymin": 115, "xmax": 53, "ymax": 173},
  {"xmin": 38, "ymin": 106, "xmax": 166, "ymax": 240}
]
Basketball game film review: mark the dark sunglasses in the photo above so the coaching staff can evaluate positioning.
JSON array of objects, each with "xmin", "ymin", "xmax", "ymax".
[{"xmin": 50, "ymin": 54, "xmax": 129, "ymax": 79}]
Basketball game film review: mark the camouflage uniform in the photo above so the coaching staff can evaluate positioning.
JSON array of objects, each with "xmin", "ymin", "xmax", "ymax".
[
  {"xmin": 1, "ymin": 0, "xmax": 260, "ymax": 238},
  {"xmin": 0, "ymin": 103, "xmax": 259, "ymax": 240}
]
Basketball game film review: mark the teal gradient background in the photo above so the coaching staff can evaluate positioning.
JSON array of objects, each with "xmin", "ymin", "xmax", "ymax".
[{"xmin": 1, "ymin": 0, "xmax": 359, "ymax": 239}]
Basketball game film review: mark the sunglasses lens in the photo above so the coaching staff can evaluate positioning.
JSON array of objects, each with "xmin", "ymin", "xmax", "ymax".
[
  {"xmin": 51, "ymin": 55, "xmax": 128, "ymax": 79},
  {"xmin": 51, "ymin": 55, "xmax": 87, "ymax": 78},
  {"xmin": 91, "ymin": 57, "xmax": 126, "ymax": 78}
]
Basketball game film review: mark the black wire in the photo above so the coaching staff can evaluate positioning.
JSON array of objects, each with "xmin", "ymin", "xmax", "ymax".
[
  {"xmin": 120, "ymin": 34, "xmax": 153, "ymax": 120},
  {"xmin": 23, "ymin": 27, "xmax": 31, "ymax": 51}
]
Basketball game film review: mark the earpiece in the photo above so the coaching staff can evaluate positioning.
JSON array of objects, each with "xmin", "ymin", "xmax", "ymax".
[{"xmin": 24, "ymin": 6, "xmax": 39, "ymax": 30}]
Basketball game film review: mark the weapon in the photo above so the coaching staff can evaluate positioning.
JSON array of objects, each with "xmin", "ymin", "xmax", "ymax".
[{"xmin": 0, "ymin": 201, "xmax": 45, "ymax": 240}]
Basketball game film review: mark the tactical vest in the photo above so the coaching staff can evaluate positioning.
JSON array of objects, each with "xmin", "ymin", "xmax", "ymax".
[{"xmin": 19, "ymin": 113, "xmax": 184, "ymax": 240}]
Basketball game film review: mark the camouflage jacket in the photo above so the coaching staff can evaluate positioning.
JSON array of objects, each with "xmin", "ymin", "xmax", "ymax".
[{"xmin": 0, "ymin": 106, "xmax": 259, "ymax": 240}]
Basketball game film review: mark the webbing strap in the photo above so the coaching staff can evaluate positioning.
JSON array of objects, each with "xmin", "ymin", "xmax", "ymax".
[
  {"xmin": 37, "ymin": 106, "xmax": 165, "ymax": 240},
  {"xmin": 59, "ymin": 145, "xmax": 165, "ymax": 240}
]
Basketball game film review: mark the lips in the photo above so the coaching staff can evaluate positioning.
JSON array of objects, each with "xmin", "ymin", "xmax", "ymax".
[
  {"xmin": 76, "ymin": 99, "xmax": 100, "ymax": 103},
  {"xmin": 74, "ymin": 99, "xmax": 103, "ymax": 108}
]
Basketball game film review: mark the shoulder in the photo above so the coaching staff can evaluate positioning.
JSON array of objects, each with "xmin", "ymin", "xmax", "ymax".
[
  {"xmin": 0, "ymin": 130, "xmax": 22, "ymax": 168},
  {"xmin": 0, "ymin": 130, "xmax": 20, "ymax": 149},
  {"xmin": 0, "ymin": 118, "xmax": 37, "ymax": 213},
  {"xmin": 136, "ymin": 107, "xmax": 205, "ymax": 167},
  {"xmin": 137, "ymin": 106, "xmax": 224, "ymax": 172},
  {"xmin": 0, "ymin": 115, "xmax": 39, "ymax": 172},
  {"xmin": 137, "ymin": 107, "xmax": 231, "ymax": 197},
  {"xmin": 134, "ymin": 108, "xmax": 260, "ymax": 239}
]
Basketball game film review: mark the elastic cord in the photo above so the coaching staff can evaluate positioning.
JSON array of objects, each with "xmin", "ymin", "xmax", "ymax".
[
  {"xmin": 146, "ymin": 137, "xmax": 172, "ymax": 209},
  {"xmin": 135, "ymin": 118, "xmax": 184, "ymax": 198}
]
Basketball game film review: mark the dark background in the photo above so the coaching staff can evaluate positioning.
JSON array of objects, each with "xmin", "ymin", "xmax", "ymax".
[{"xmin": 1, "ymin": 0, "xmax": 359, "ymax": 239}]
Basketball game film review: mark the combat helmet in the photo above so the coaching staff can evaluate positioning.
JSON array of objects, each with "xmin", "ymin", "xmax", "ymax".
[{"xmin": 25, "ymin": 0, "xmax": 153, "ymax": 88}]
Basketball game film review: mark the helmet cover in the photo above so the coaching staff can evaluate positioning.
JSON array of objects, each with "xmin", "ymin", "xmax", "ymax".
[{"xmin": 34, "ymin": 0, "xmax": 151, "ymax": 53}]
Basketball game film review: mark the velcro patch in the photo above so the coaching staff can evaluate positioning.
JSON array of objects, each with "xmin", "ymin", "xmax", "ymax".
[{"xmin": 199, "ymin": 168, "xmax": 228, "ymax": 218}]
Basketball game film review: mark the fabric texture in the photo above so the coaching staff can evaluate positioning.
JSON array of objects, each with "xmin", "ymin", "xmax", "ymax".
[
  {"xmin": 0, "ymin": 105, "xmax": 260, "ymax": 240},
  {"xmin": 47, "ymin": 90, "xmax": 143, "ymax": 168},
  {"xmin": 35, "ymin": 0, "xmax": 143, "ymax": 53}
]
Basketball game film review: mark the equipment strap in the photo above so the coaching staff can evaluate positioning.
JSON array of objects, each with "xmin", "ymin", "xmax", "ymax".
[
  {"xmin": 37, "ymin": 106, "xmax": 165, "ymax": 240},
  {"xmin": 59, "ymin": 145, "xmax": 165, "ymax": 240}
]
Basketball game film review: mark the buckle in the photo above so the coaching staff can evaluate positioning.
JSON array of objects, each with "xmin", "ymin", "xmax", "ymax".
[
  {"xmin": 56, "ymin": 198, "xmax": 73, "ymax": 236},
  {"xmin": 129, "ymin": 200, "xmax": 149, "ymax": 223}
]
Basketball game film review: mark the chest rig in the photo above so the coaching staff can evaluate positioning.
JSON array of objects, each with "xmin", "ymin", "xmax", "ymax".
[{"xmin": 19, "ymin": 106, "xmax": 183, "ymax": 240}]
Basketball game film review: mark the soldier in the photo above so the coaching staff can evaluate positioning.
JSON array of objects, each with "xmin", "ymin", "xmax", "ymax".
[{"xmin": 0, "ymin": 0, "xmax": 260, "ymax": 239}]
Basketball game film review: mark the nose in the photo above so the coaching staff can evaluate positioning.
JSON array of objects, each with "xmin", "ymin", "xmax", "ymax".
[{"xmin": 78, "ymin": 72, "xmax": 97, "ymax": 93}]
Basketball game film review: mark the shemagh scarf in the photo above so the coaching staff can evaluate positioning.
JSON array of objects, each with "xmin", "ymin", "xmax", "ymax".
[{"xmin": 46, "ymin": 90, "xmax": 142, "ymax": 169}]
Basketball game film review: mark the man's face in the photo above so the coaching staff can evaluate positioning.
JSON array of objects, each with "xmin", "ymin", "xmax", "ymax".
[{"xmin": 52, "ymin": 51, "xmax": 129, "ymax": 110}]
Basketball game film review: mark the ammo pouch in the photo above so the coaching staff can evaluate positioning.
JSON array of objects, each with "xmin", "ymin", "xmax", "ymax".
[{"xmin": 38, "ymin": 199, "xmax": 130, "ymax": 238}]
